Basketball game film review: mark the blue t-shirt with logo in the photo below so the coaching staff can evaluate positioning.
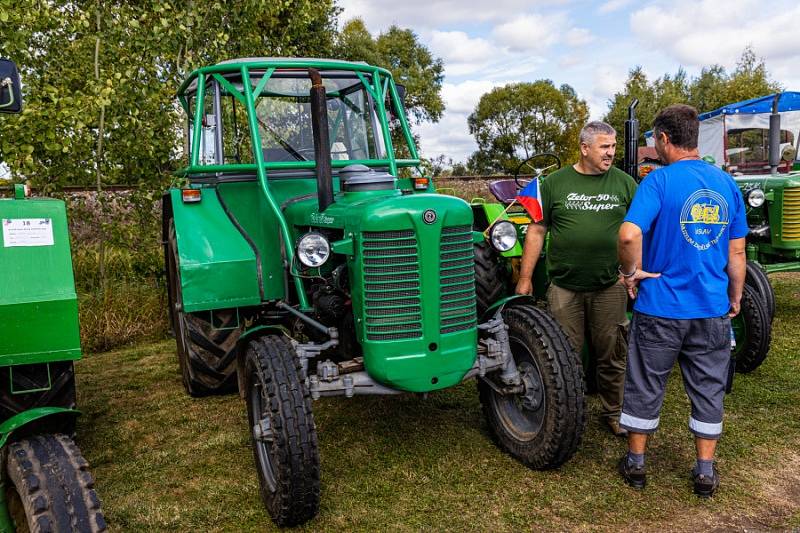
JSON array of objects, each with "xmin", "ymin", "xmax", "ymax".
[{"xmin": 624, "ymin": 160, "xmax": 748, "ymax": 319}]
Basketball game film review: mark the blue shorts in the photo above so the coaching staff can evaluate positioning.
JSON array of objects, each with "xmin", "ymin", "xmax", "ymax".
[{"xmin": 619, "ymin": 312, "xmax": 731, "ymax": 439}]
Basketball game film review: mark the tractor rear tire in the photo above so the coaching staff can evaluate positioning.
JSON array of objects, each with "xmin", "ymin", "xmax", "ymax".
[
  {"xmin": 4, "ymin": 434, "xmax": 106, "ymax": 532},
  {"xmin": 478, "ymin": 304, "xmax": 586, "ymax": 469},
  {"xmin": 745, "ymin": 261, "xmax": 775, "ymax": 322},
  {"xmin": 733, "ymin": 284, "xmax": 771, "ymax": 373},
  {"xmin": 166, "ymin": 220, "xmax": 239, "ymax": 396},
  {"xmin": 243, "ymin": 335, "xmax": 320, "ymax": 527},
  {"xmin": 0, "ymin": 362, "xmax": 77, "ymax": 435},
  {"xmin": 474, "ymin": 242, "xmax": 510, "ymax": 315}
]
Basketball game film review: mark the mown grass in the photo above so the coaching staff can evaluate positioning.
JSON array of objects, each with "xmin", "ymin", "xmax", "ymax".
[{"xmin": 74, "ymin": 275, "xmax": 800, "ymax": 532}]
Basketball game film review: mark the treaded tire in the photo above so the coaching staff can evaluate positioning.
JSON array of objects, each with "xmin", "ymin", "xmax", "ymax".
[
  {"xmin": 478, "ymin": 304, "xmax": 586, "ymax": 469},
  {"xmin": 244, "ymin": 335, "xmax": 320, "ymax": 527},
  {"xmin": 5, "ymin": 434, "xmax": 106, "ymax": 532},
  {"xmin": 474, "ymin": 242, "xmax": 510, "ymax": 315},
  {"xmin": 166, "ymin": 220, "xmax": 239, "ymax": 396},
  {"xmin": 733, "ymin": 284, "xmax": 771, "ymax": 373},
  {"xmin": 745, "ymin": 261, "xmax": 775, "ymax": 322},
  {"xmin": 0, "ymin": 362, "xmax": 76, "ymax": 433}
]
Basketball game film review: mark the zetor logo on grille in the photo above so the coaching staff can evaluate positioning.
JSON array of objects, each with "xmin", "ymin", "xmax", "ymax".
[{"xmin": 422, "ymin": 209, "xmax": 437, "ymax": 224}]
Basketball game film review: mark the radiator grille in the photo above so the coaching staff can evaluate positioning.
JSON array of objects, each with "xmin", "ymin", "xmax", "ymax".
[
  {"xmin": 782, "ymin": 187, "xmax": 800, "ymax": 241},
  {"xmin": 439, "ymin": 225, "xmax": 477, "ymax": 334},
  {"xmin": 362, "ymin": 230, "xmax": 422, "ymax": 341}
]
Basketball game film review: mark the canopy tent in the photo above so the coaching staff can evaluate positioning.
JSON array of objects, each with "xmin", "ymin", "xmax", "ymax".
[{"xmin": 644, "ymin": 92, "xmax": 800, "ymax": 168}]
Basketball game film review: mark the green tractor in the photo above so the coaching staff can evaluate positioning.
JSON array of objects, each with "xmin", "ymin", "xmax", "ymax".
[
  {"xmin": 0, "ymin": 59, "xmax": 106, "ymax": 531},
  {"xmin": 163, "ymin": 58, "xmax": 585, "ymax": 526}
]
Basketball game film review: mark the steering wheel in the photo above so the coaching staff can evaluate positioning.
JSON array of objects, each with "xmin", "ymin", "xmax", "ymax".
[{"xmin": 513, "ymin": 152, "xmax": 562, "ymax": 188}]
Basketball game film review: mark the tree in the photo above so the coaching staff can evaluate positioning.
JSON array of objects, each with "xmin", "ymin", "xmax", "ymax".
[
  {"xmin": 604, "ymin": 47, "xmax": 782, "ymax": 158},
  {"xmin": 466, "ymin": 81, "xmax": 589, "ymax": 174},
  {"xmin": 334, "ymin": 19, "xmax": 444, "ymax": 125}
]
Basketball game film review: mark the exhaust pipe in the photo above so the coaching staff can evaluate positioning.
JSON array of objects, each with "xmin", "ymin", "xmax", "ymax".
[
  {"xmin": 623, "ymin": 99, "xmax": 640, "ymax": 179},
  {"xmin": 769, "ymin": 93, "xmax": 781, "ymax": 175},
  {"xmin": 309, "ymin": 68, "xmax": 334, "ymax": 212}
]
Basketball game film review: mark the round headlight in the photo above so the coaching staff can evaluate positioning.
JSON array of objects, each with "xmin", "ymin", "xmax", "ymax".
[
  {"xmin": 488, "ymin": 221, "xmax": 518, "ymax": 252},
  {"xmin": 748, "ymin": 188, "xmax": 765, "ymax": 208},
  {"xmin": 297, "ymin": 233, "xmax": 330, "ymax": 267}
]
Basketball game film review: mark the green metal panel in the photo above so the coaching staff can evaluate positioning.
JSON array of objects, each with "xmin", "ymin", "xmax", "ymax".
[
  {"xmin": 0, "ymin": 407, "xmax": 80, "ymax": 448},
  {"xmin": 0, "ymin": 198, "xmax": 81, "ymax": 364},
  {"xmin": 169, "ymin": 188, "xmax": 261, "ymax": 312},
  {"xmin": 479, "ymin": 203, "xmax": 524, "ymax": 257}
]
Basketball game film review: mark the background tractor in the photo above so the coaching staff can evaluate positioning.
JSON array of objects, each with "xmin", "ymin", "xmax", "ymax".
[
  {"xmin": 0, "ymin": 58, "xmax": 105, "ymax": 532},
  {"xmin": 163, "ymin": 58, "xmax": 585, "ymax": 527}
]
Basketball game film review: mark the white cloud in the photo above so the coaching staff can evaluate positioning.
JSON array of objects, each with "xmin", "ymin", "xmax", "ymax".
[
  {"xmin": 428, "ymin": 31, "xmax": 496, "ymax": 77},
  {"xmin": 565, "ymin": 28, "xmax": 594, "ymax": 47},
  {"xmin": 338, "ymin": 0, "xmax": 569, "ymax": 31},
  {"xmin": 492, "ymin": 13, "xmax": 566, "ymax": 53},
  {"xmin": 597, "ymin": 0, "xmax": 633, "ymax": 14},
  {"xmin": 630, "ymin": 0, "xmax": 800, "ymax": 70}
]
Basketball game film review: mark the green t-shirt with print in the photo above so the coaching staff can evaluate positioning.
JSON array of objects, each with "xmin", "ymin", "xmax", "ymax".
[{"xmin": 540, "ymin": 165, "xmax": 637, "ymax": 291}]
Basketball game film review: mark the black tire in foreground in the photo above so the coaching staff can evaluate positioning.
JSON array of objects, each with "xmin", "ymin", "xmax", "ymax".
[
  {"xmin": 243, "ymin": 335, "xmax": 320, "ymax": 527},
  {"xmin": 733, "ymin": 284, "xmax": 772, "ymax": 373},
  {"xmin": 166, "ymin": 220, "xmax": 239, "ymax": 396},
  {"xmin": 478, "ymin": 304, "xmax": 586, "ymax": 469},
  {"xmin": 5, "ymin": 434, "xmax": 106, "ymax": 532},
  {"xmin": 745, "ymin": 260, "xmax": 775, "ymax": 322},
  {"xmin": 474, "ymin": 242, "xmax": 510, "ymax": 315}
]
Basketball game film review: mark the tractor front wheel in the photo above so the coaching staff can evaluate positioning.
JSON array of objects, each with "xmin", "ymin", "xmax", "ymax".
[
  {"xmin": 745, "ymin": 261, "xmax": 775, "ymax": 322},
  {"xmin": 474, "ymin": 242, "xmax": 510, "ymax": 315},
  {"xmin": 478, "ymin": 304, "xmax": 586, "ymax": 469},
  {"xmin": 166, "ymin": 220, "xmax": 239, "ymax": 396},
  {"xmin": 4, "ymin": 434, "xmax": 106, "ymax": 532},
  {"xmin": 733, "ymin": 283, "xmax": 771, "ymax": 373},
  {"xmin": 243, "ymin": 335, "xmax": 320, "ymax": 527}
]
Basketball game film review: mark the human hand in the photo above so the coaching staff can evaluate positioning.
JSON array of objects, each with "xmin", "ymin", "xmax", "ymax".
[
  {"xmin": 516, "ymin": 277, "xmax": 533, "ymax": 296},
  {"xmin": 621, "ymin": 269, "xmax": 661, "ymax": 299},
  {"xmin": 728, "ymin": 299, "xmax": 741, "ymax": 318}
]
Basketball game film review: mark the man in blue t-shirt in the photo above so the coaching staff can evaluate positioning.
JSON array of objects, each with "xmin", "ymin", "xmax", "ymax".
[{"xmin": 615, "ymin": 104, "xmax": 747, "ymax": 498}]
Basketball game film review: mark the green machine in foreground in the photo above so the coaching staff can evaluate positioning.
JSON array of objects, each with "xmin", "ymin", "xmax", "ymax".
[
  {"xmin": 0, "ymin": 59, "xmax": 105, "ymax": 532},
  {"xmin": 164, "ymin": 58, "xmax": 585, "ymax": 527}
]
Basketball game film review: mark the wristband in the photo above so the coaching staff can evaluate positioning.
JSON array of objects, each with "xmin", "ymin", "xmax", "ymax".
[{"xmin": 618, "ymin": 265, "xmax": 637, "ymax": 278}]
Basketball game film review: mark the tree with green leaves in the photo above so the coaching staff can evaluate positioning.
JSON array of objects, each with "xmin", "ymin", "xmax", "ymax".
[
  {"xmin": 334, "ymin": 18, "xmax": 444, "ymax": 126},
  {"xmin": 604, "ymin": 47, "xmax": 782, "ymax": 155},
  {"xmin": 466, "ymin": 81, "xmax": 589, "ymax": 174}
]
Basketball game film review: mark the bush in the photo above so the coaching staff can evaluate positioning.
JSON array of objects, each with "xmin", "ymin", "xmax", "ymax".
[{"xmin": 78, "ymin": 280, "xmax": 169, "ymax": 353}]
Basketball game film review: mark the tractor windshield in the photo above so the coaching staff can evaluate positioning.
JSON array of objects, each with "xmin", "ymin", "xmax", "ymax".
[{"xmin": 193, "ymin": 71, "xmax": 388, "ymax": 168}]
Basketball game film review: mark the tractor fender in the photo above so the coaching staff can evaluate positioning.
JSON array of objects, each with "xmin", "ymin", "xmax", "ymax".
[
  {"xmin": 480, "ymin": 294, "xmax": 538, "ymax": 322},
  {"xmin": 0, "ymin": 407, "xmax": 80, "ymax": 448}
]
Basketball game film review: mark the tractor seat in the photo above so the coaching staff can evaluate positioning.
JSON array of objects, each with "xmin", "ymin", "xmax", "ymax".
[{"xmin": 488, "ymin": 179, "xmax": 519, "ymax": 206}]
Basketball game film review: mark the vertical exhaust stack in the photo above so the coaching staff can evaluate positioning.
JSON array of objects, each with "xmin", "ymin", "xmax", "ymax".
[
  {"xmin": 769, "ymin": 93, "xmax": 782, "ymax": 175},
  {"xmin": 624, "ymin": 99, "xmax": 639, "ymax": 180},
  {"xmin": 309, "ymin": 68, "xmax": 334, "ymax": 212}
]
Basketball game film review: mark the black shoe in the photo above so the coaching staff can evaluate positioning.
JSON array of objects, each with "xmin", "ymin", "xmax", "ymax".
[
  {"xmin": 618, "ymin": 456, "xmax": 646, "ymax": 489},
  {"xmin": 693, "ymin": 466, "xmax": 719, "ymax": 498}
]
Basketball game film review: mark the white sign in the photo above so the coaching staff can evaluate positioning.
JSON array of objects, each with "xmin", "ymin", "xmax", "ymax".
[{"xmin": 2, "ymin": 218, "xmax": 55, "ymax": 247}]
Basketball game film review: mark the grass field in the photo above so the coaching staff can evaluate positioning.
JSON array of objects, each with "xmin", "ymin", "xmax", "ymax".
[{"xmin": 74, "ymin": 275, "xmax": 800, "ymax": 532}]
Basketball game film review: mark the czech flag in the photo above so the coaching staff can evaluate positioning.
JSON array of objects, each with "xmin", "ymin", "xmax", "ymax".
[{"xmin": 515, "ymin": 178, "xmax": 543, "ymax": 222}]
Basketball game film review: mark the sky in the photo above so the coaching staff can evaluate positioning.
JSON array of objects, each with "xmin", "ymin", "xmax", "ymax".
[{"xmin": 338, "ymin": 0, "xmax": 800, "ymax": 164}]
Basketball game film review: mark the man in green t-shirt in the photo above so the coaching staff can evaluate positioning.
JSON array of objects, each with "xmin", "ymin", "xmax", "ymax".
[{"xmin": 516, "ymin": 121, "xmax": 638, "ymax": 437}]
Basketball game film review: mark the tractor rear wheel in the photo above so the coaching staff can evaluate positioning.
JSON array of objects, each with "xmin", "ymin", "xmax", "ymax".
[
  {"xmin": 733, "ymin": 284, "xmax": 771, "ymax": 373},
  {"xmin": 478, "ymin": 304, "xmax": 586, "ymax": 469},
  {"xmin": 5, "ymin": 434, "xmax": 106, "ymax": 532},
  {"xmin": 166, "ymin": 220, "xmax": 239, "ymax": 396},
  {"xmin": 243, "ymin": 335, "xmax": 320, "ymax": 527},
  {"xmin": 745, "ymin": 261, "xmax": 775, "ymax": 322},
  {"xmin": 474, "ymin": 242, "xmax": 510, "ymax": 315}
]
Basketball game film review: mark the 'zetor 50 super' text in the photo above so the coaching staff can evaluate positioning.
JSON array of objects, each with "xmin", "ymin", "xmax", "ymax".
[{"xmin": 164, "ymin": 58, "xmax": 585, "ymax": 526}]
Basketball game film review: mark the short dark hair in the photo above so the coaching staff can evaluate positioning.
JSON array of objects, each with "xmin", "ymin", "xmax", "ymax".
[{"xmin": 653, "ymin": 104, "xmax": 699, "ymax": 150}]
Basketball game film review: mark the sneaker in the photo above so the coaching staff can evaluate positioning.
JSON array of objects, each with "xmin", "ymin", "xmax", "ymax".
[
  {"xmin": 618, "ymin": 456, "xmax": 646, "ymax": 489},
  {"xmin": 693, "ymin": 466, "xmax": 719, "ymax": 498},
  {"xmin": 607, "ymin": 418, "xmax": 629, "ymax": 438}
]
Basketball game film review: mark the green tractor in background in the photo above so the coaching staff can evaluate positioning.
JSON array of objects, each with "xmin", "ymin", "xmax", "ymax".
[
  {"xmin": 164, "ymin": 58, "xmax": 585, "ymax": 527},
  {"xmin": 0, "ymin": 59, "xmax": 106, "ymax": 532}
]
